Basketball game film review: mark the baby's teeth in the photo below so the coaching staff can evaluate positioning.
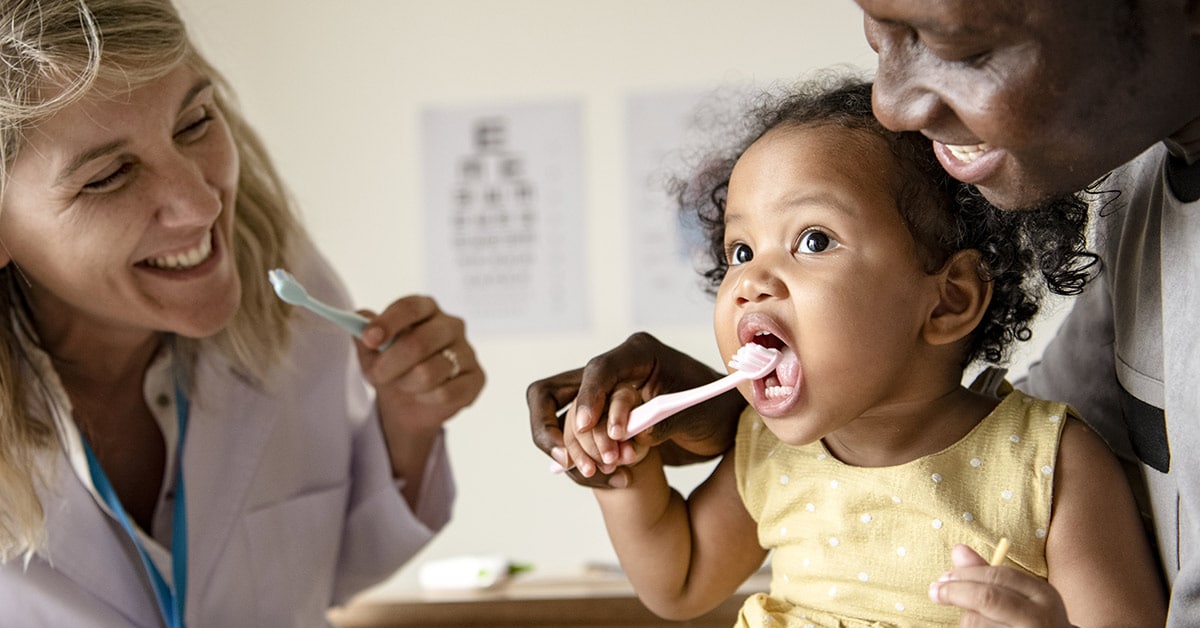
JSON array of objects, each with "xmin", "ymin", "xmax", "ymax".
[{"xmin": 765, "ymin": 385, "xmax": 794, "ymax": 399}]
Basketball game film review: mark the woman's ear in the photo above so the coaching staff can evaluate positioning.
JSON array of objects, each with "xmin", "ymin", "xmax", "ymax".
[{"xmin": 924, "ymin": 249, "xmax": 991, "ymax": 346}]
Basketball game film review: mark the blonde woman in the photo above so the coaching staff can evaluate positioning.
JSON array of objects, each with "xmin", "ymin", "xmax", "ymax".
[{"xmin": 0, "ymin": 0, "xmax": 483, "ymax": 625}]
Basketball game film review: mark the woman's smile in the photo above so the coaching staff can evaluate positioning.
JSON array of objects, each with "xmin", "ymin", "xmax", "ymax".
[{"xmin": 141, "ymin": 228, "xmax": 215, "ymax": 270}]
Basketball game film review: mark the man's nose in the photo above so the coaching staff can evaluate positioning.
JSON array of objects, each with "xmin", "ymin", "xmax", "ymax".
[{"xmin": 869, "ymin": 36, "xmax": 945, "ymax": 133}]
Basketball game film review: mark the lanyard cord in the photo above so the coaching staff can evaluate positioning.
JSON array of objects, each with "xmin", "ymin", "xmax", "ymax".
[{"xmin": 81, "ymin": 346, "xmax": 189, "ymax": 628}]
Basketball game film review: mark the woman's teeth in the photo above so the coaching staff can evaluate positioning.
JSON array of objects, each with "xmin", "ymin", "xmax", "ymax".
[
  {"xmin": 946, "ymin": 142, "xmax": 991, "ymax": 164},
  {"xmin": 146, "ymin": 233, "xmax": 213, "ymax": 270}
]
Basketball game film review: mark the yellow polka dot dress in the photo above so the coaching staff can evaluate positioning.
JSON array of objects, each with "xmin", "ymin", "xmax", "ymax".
[{"xmin": 734, "ymin": 390, "xmax": 1070, "ymax": 627}]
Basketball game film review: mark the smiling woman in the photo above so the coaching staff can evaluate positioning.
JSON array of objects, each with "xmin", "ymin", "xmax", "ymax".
[
  {"xmin": 0, "ymin": 1, "xmax": 483, "ymax": 626},
  {"xmin": 5, "ymin": 65, "xmax": 244, "ymax": 340}
]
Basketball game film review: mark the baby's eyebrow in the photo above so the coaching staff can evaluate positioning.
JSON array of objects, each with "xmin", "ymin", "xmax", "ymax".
[{"xmin": 725, "ymin": 192, "xmax": 854, "ymax": 225}]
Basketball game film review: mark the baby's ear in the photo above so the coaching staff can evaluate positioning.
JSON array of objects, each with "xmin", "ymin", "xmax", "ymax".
[{"xmin": 923, "ymin": 249, "xmax": 991, "ymax": 346}]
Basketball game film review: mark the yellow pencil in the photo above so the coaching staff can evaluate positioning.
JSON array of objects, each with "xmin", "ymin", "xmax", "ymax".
[{"xmin": 989, "ymin": 537, "xmax": 1010, "ymax": 566}]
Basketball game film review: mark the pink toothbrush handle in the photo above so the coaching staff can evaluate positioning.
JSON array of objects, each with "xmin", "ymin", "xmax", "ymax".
[{"xmin": 623, "ymin": 370, "xmax": 748, "ymax": 438}]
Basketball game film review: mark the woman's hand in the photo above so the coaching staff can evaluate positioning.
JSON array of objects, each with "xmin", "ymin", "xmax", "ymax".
[
  {"xmin": 526, "ymin": 332, "xmax": 745, "ymax": 488},
  {"xmin": 929, "ymin": 544, "xmax": 1072, "ymax": 627},
  {"xmin": 355, "ymin": 295, "xmax": 484, "ymax": 499}
]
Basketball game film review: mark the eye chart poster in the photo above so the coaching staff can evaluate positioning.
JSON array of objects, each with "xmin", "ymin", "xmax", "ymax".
[
  {"xmin": 626, "ymin": 89, "xmax": 722, "ymax": 328},
  {"xmin": 421, "ymin": 101, "xmax": 588, "ymax": 336}
]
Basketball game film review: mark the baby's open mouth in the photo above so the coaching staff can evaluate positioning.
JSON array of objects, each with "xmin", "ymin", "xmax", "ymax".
[{"xmin": 750, "ymin": 331, "xmax": 800, "ymax": 400}]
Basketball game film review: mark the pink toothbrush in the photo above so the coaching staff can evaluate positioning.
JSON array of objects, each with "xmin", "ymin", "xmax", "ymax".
[{"xmin": 550, "ymin": 343, "xmax": 782, "ymax": 474}]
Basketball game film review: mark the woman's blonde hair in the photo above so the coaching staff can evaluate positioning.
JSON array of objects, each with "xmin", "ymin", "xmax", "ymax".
[{"xmin": 0, "ymin": 0, "xmax": 300, "ymax": 560}]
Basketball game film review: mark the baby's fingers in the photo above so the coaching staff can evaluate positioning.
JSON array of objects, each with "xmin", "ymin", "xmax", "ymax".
[
  {"xmin": 562, "ymin": 404, "xmax": 612, "ymax": 478},
  {"xmin": 929, "ymin": 566, "xmax": 1070, "ymax": 627},
  {"xmin": 929, "ymin": 573, "xmax": 1021, "ymax": 626}
]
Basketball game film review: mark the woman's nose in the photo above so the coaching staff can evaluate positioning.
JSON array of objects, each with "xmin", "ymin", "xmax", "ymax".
[{"xmin": 152, "ymin": 156, "xmax": 222, "ymax": 227}]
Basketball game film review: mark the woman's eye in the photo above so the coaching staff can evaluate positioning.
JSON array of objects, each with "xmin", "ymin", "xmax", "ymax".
[
  {"xmin": 797, "ymin": 230, "xmax": 836, "ymax": 254},
  {"xmin": 176, "ymin": 107, "xmax": 213, "ymax": 141},
  {"xmin": 727, "ymin": 243, "xmax": 753, "ymax": 265},
  {"xmin": 82, "ymin": 162, "xmax": 135, "ymax": 193}
]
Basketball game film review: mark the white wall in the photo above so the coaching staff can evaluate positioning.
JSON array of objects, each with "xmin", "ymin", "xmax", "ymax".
[{"xmin": 174, "ymin": 0, "xmax": 1065, "ymax": 594}]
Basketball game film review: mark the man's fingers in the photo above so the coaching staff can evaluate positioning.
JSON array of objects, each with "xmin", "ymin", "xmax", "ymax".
[
  {"xmin": 604, "ymin": 385, "xmax": 643, "ymax": 440},
  {"xmin": 526, "ymin": 370, "xmax": 582, "ymax": 454}
]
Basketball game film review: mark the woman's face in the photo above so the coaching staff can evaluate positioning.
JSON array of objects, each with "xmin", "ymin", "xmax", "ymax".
[
  {"xmin": 857, "ymin": 0, "xmax": 1200, "ymax": 210},
  {"xmin": 1, "ymin": 63, "xmax": 241, "ymax": 347},
  {"xmin": 713, "ymin": 124, "xmax": 943, "ymax": 447}
]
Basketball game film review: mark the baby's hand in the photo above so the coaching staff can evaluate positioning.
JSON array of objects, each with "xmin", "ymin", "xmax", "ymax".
[
  {"xmin": 561, "ymin": 395, "xmax": 643, "ymax": 480},
  {"xmin": 928, "ymin": 544, "xmax": 1071, "ymax": 627}
]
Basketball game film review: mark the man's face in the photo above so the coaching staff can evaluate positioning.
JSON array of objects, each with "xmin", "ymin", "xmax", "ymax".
[{"xmin": 857, "ymin": 0, "xmax": 1200, "ymax": 209}]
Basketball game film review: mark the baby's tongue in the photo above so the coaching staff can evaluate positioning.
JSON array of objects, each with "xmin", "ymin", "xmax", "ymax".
[{"xmin": 772, "ymin": 346, "xmax": 801, "ymax": 389}]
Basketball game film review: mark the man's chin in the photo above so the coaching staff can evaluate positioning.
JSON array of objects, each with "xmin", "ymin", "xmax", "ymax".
[
  {"xmin": 977, "ymin": 170, "xmax": 1102, "ymax": 212},
  {"xmin": 977, "ymin": 183, "xmax": 1056, "ymax": 211}
]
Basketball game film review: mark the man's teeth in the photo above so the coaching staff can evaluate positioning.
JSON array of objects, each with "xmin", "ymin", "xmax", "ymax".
[
  {"xmin": 946, "ymin": 142, "xmax": 991, "ymax": 164},
  {"xmin": 146, "ymin": 233, "xmax": 212, "ymax": 270}
]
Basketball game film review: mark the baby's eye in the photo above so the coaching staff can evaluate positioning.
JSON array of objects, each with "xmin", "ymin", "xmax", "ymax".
[
  {"xmin": 797, "ymin": 230, "xmax": 837, "ymax": 254},
  {"xmin": 727, "ymin": 242, "xmax": 753, "ymax": 265}
]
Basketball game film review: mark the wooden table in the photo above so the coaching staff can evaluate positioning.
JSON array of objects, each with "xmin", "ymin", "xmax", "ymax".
[{"xmin": 328, "ymin": 569, "xmax": 769, "ymax": 627}]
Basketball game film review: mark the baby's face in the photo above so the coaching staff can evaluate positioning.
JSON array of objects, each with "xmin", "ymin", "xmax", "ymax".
[{"xmin": 713, "ymin": 124, "xmax": 943, "ymax": 446}]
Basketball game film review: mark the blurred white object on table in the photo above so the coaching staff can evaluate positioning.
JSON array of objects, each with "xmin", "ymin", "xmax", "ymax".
[{"xmin": 417, "ymin": 554, "xmax": 530, "ymax": 590}]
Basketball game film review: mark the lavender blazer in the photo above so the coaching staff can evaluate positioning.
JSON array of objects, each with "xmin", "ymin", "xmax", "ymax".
[{"xmin": 0, "ymin": 245, "xmax": 454, "ymax": 627}]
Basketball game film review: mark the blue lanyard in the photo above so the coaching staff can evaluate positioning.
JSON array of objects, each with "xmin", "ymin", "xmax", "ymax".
[{"xmin": 81, "ymin": 367, "xmax": 189, "ymax": 628}]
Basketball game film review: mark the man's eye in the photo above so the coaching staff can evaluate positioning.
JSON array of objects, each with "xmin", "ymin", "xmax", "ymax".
[
  {"xmin": 797, "ymin": 230, "xmax": 836, "ymax": 254},
  {"xmin": 727, "ymin": 243, "xmax": 753, "ymax": 265},
  {"xmin": 956, "ymin": 50, "xmax": 992, "ymax": 67}
]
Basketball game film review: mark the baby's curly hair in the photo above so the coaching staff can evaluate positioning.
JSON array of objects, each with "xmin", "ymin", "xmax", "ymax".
[{"xmin": 675, "ymin": 76, "xmax": 1100, "ymax": 367}]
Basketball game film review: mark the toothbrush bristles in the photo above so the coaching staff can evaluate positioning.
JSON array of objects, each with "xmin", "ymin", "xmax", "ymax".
[{"xmin": 729, "ymin": 343, "xmax": 781, "ymax": 378}]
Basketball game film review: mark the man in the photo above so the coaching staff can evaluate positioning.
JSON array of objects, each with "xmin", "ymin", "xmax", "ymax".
[
  {"xmin": 528, "ymin": 0, "xmax": 1200, "ymax": 623},
  {"xmin": 862, "ymin": 1, "xmax": 1200, "ymax": 623}
]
